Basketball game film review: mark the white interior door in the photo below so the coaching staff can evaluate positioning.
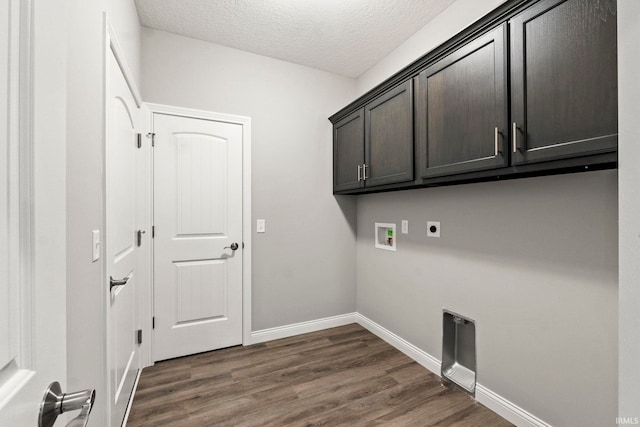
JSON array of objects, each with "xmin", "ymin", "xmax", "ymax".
[
  {"xmin": 153, "ymin": 113, "xmax": 243, "ymax": 361},
  {"xmin": 105, "ymin": 48, "xmax": 142, "ymax": 427},
  {"xmin": 0, "ymin": 0, "xmax": 68, "ymax": 425}
]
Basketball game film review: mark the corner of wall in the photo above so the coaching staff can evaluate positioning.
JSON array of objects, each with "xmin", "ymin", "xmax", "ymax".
[
  {"xmin": 355, "ymin": 0, "xmax": 507, "ymax": 95},
  {"xmin": 618, "ymin": 0, "xmax": 640, "ymax": 419}
]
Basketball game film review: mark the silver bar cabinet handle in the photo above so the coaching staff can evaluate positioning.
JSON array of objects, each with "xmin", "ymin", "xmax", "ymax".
[
  {"xmin": 363, "ymin": 163, "xmax": 368, "ymax": 180},
  {"xmin": 494, "ymin": 127, "xmax": 501, "ymax": 156},
  {"xmin": 357, "ymin": 164, "xmax": 362, "ymax": 182},
  {"xmin": 512, "ymin": 122, "xmax": 518, "ymax": 153}
]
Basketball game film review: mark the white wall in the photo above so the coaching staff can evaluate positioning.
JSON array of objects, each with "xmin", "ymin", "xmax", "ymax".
[
  {"xmin": 354, "ymin": 0, "xmax": 618, "ymax": 425},
  {"xmin": 66, "ymin": 1, "xmax": 141, "ymax": 425},
  {"xmin": 141, "ymin": 28, "xmax": 358, "ymax": 331},
  {"xmin": 618, "ymin": 0, "xmax": 640, "ymax": 420}
]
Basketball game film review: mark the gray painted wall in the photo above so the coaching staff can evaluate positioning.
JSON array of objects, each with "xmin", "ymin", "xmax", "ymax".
[
  {"xmin": 357, "ymin": 172, "xmax": 618, "ymax": 426},
  {"xmin": 33, "ymin": 0, "xmax": 68, "ymax": 411},
  {"xmin": 141, "ymin": 28, "xmax": 358, "ymax": 330},
  {"xmin": 357, "ymin": 0, "xmax": 507, "ymax": 95},
  {"xmin": 618, "ymin": 0, "xmax": 640, "ymax": 420},
  {"xmin": 355, "ymin": 0, "xmax": 618, "ymax": 425}
]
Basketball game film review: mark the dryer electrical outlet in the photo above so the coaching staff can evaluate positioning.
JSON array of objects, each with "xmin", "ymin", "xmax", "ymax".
[{"xmin": 427, "ymin": 221, "xmax": 440, "ymax": 238}]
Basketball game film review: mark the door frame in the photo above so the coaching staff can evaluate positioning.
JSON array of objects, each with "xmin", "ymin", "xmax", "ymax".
[{"xmin": 145, "ymin": 103, "xmax": 252, "ymax": 364}]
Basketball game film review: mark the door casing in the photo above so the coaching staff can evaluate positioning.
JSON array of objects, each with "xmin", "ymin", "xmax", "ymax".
[{"xmin": 144, "ymin": 103, "xmax": 252, "ymax": 364}]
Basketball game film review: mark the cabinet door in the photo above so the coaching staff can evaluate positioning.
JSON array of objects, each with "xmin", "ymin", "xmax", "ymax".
[
  {"xmin": 510, "ymin": 0, "xmax": 617, "ymax": 165},
  {"xmin": 333, "ymin": 108, "xmax": 364, "ymax": 192},
  {"xmin": 417, "ymin": 24, "xmax": 508, "ymax": 178},
  {"xmin": 364, "ymin": 81, "xmax": 414, "ymax": 187}
]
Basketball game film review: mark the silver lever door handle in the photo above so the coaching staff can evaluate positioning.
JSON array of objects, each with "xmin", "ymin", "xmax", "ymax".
[
  {"xmin": 224, "ymin": 242, "xmax": 239, "ymax": 251},
  {"xmin": 110, "ymin": 273, "xmax": 131, "ymax": 291},
  {"xmin": 39, "ymin": 382, "xmax": 96, "ymax": 427},
  {"xmin": 64, "ymin": 390, "xmax": 95, "ymax": 427}
]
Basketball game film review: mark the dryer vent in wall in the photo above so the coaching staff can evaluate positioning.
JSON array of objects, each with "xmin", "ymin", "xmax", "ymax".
[{"xmin": 442, "ymin": 310, "xmax": 476, "ymax": 394}]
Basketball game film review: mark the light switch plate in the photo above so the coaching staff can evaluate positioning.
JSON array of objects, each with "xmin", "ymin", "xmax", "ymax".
[
  {"xmin": 92, "ymin": 230, "xmax": 101, "ymax": 262},
  {"xmin": 427, "ymin": 221, "xmax": 440, "ymax": 238},
  {"xmin": 257, "ymin": 219, "xmax": 266, "ymax": 233},
  {"xmin": 401, "ymin": 220, "xmax": 409, "ymax": 234}
]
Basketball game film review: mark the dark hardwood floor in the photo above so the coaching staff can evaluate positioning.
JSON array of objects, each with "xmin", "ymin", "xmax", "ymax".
[{"xmin": 127, "ymin": 324, "xmax": 513, "ymax": 426}]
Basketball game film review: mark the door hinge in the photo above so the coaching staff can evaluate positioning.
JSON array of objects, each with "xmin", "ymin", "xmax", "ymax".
[
  {"xmin": 137, "ymin": 133, "xmax": 142, "ymax": 149},
  {"xmin": 146, "ymin": 132, "xmax": 155, "ymax": 147},
  {"xmin": 137, "ymin": 329, "xmax": 142, "ymax": 345},
  {"xmin": 136, "ymin": 229, "xmax": 146, "ymax": 247},
  {"xmin": 152, "ymin": 225, "xmax": 155, "ymax": 238},
  {"xmin": 152, "ymin": 317, "xmax": 155, "ymax": 329}
]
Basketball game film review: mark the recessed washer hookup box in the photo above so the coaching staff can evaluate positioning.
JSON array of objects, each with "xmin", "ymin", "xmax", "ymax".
[{"xmin": 441, "ymin": 310, "xmax": 476, "ymax": 394}]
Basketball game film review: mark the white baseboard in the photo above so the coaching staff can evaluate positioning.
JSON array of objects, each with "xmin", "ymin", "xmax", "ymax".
[
  {"xmin": 354, "ymin": 313, "xmax": 551, "ymax": 427},
  {"xmin": 476, "ymin": 384, "xmax": 552, "ymax": 427},
  {"xmin": 248, "ymin": 312, "xmax": 550, "ymax": 427},
  {"xmin": 249, "ymin": 312, "xmax": 358, "ymax": 345},
  {"xmin": 122, "ymin": 369, "xmax": 142, "ymax": 426},
  {"xmin": 354, "ymin": 313, "xmax": 442, "ymax": 376}
]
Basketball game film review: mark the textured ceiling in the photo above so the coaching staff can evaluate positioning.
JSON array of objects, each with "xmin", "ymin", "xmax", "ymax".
[{"xmin": 134, "ymin": 0, "xmax": 457, "ymax": 78}]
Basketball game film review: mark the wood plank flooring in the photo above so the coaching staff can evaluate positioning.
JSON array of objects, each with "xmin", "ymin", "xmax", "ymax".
[{"xmin": 127, "ymin": 324, "xmax": 513, "ymax": 427}]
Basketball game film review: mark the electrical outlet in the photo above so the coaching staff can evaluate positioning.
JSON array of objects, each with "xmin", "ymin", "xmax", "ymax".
[
  {"xmin": 257, "ymin": 219, "xmax": 266, "ymax": 233},
  {"xmin": 401, "ymin": 220, "xmax": 409, "ymax": 234},
  {"xmin": 427, "ymin": 221, "xmax": 440, "ymax": 238}
]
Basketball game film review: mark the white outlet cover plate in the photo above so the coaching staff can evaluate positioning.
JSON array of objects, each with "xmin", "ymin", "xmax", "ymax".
[
  {"xmin": 92, "ymin": 230, "xmax": 101, "ymax": 261},
  {"xmin": 427, "ymin": 221, "xmax": 440, "ymax": 238},
  {"xmin": 401, "ymin": 220, "xmax": 408, "ymax": 234},
  {"xmin": 257, "ymin": 219, "xmax": 266, "ymax": 233}
]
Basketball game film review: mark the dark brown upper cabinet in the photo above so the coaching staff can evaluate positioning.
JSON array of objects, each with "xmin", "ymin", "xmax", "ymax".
[
  {"xmin": 333, "ymin": 108, "xmax": 364, "ymax": 192},
  {"xmin": 330, "ymin": 0, "xmax": 618, "ymax": 195},
  {"xmin": 510, "ymin": 0, "xmax": 618, "ymax": 165},
  {"xmin": 416, "ymin": 24, "xmax": 508, "ymax": 178},
  {"xmin": 333, "ymin": 81, "xmax": 413, "ymax": 192},
  {"xmin": 364, "ymin": 81, "xmax": 414, "ymax": 187}
]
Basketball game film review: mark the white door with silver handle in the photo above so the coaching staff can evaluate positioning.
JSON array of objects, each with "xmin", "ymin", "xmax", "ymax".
[
  {"xmin": 153, "ymin": 113, "xmax": 244, "ymax": 362},
  {"xmin": 104, "ymin": 33, "xmax": 144, "ymax": 427},
  {"xmin": 0, "ymin": 1, "xmax": 69, "ymax": 426}
]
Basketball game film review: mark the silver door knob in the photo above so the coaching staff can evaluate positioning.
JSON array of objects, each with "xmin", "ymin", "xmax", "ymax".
[
  {"xmin": 39, "ymin": 381, "xmax": 95, "ymax": 427},
  {"xmin": 224, "ymin": 242, "xmax": 239, "ymax": 251}
]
